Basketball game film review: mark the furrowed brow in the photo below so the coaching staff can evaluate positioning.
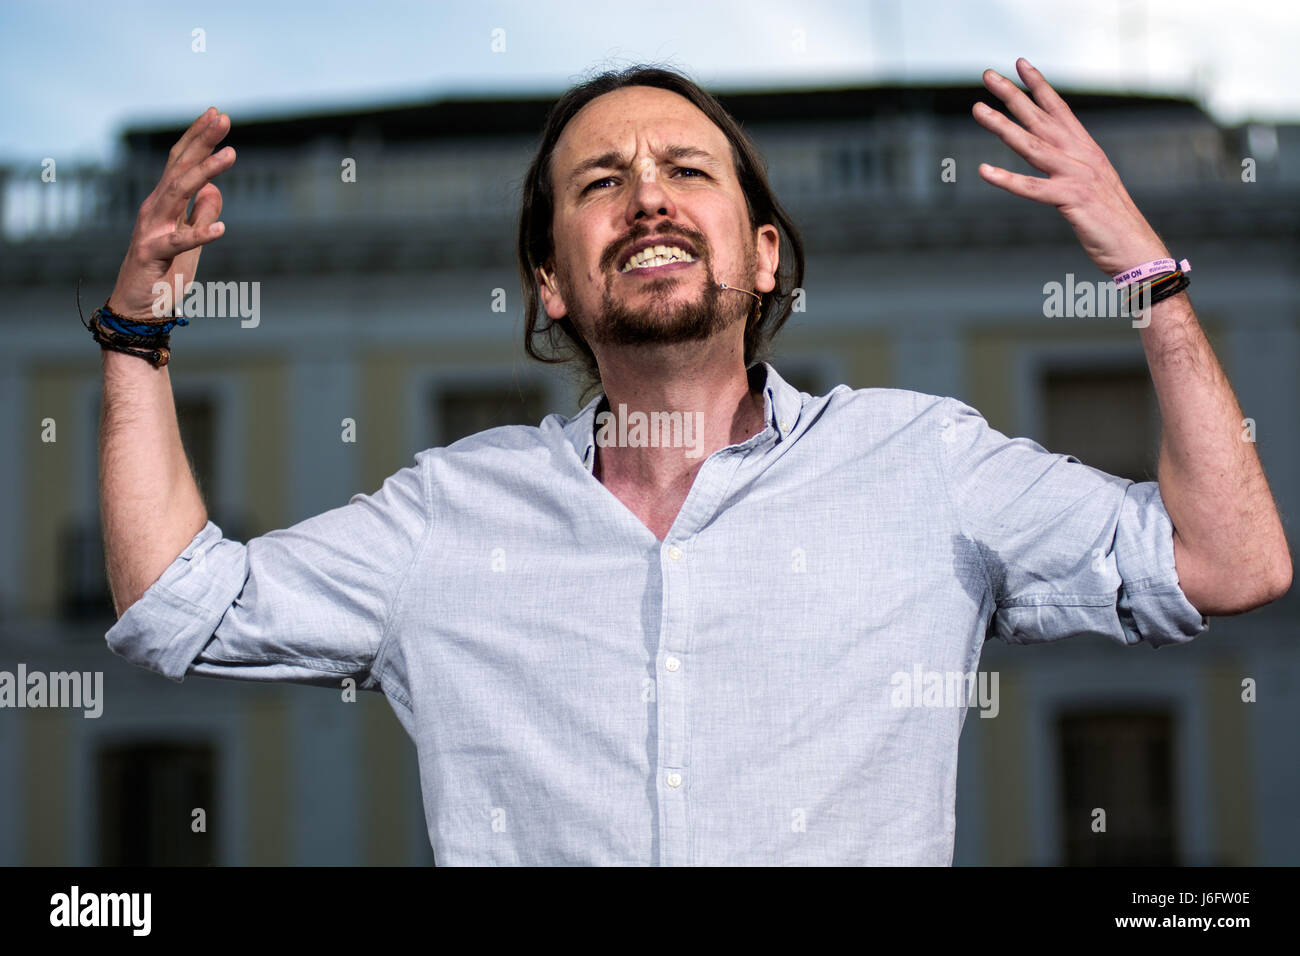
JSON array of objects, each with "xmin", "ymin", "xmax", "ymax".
[
  {"xmin": 661, "ymin": 144, "xmax": 721, "ymax": 169},
  {"xmin": 568, "ymin": 150, "xmax": 627, "ymax": 186},
  {"xmin": 567, "ymin": 144, "xmax": 723, "ymax": 188}
]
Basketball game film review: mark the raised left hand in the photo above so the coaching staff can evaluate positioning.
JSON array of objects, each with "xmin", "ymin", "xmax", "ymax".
[{"xmin": 973, "ymin": 58, "xmax": 1169, "ymax": 277}]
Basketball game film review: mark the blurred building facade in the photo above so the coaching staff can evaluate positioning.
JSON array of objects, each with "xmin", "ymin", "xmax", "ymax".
[{"xmin": 0, "ymin": 82, "xmax": 1296, "ymax": 865}]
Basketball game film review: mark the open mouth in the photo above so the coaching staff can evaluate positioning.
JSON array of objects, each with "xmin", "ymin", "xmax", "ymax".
[{"xmin": 618, "ymin": 244, "xmax": 698, "ymax": 274}]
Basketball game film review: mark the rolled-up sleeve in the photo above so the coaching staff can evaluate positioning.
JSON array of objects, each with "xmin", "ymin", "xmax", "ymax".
[
  {"xmin": 939, "ymin": 396, "xmax": 1209, "ymax": 648},
  {"xmin": 105, "ymin": 453, "xmax": 432, "ymax": 685}
]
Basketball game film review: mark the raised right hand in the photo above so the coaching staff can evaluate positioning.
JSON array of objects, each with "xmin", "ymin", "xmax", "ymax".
[{"xmin": 106, "ymin": 106, "xmax": 236, "ymax": 320}]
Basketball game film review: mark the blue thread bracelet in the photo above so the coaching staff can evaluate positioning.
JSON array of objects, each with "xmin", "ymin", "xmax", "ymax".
[{"xmin": 92, "ymin": 304, "xmax": 189, "ymax": 336}]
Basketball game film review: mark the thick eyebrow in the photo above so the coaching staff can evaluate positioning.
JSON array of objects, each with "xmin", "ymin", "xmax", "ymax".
[{"xmin": 566, "ymin": 144, "xmax": 723, "ymax": 188}]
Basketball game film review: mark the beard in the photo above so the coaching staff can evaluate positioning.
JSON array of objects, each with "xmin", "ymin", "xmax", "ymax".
[{"xmin": 568, "ymin": 241, "xmax": 757, "ymax": 350}]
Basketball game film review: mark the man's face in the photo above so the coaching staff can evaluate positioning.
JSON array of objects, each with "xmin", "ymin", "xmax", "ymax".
[{"xmin": 541, "ymin": 85, "xmax": 778, "ymax": 354}]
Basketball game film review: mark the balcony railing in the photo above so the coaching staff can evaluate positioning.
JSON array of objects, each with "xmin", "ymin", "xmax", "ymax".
[{"xmin": 0, "ymin": 115, "xmax": 1280, "ymax": 244}]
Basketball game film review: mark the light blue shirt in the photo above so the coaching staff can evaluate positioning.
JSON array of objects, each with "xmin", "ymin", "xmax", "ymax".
[{"xmin": 105, "ymin": 362, "xmax": 1209, "ymax": 864}]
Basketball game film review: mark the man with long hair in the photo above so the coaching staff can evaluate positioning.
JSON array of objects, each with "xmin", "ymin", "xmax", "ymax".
[{"xmin": 99, "ymin": 61, "xmax": 1290, "ymax": 864}]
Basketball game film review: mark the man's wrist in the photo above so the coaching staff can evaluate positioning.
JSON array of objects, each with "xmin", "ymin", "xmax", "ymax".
[{"xmin": 105, "ymin": 295, "xmax": 159, "ymax": 322}]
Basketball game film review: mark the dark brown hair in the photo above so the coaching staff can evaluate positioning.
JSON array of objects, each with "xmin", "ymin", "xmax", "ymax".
[{"xmin": 516, "ymin": 64, "xmax": 806, "ymax": 404}]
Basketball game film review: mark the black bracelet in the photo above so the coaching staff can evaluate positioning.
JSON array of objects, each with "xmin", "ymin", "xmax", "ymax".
[
  {"xmin": 1146, "ymin": 271, "xmax": 1190, "ymax": 306},
  {"xmin": 96, "ymin": 336, "xmax": 172, "ymax": 368},
  {"xmin": 86, "ymin": 315, "xmax": 172, "ymax": 367},
  {"xmin": 1126, "ymin": 270, "xmax": 1191, "ymax": 312}
]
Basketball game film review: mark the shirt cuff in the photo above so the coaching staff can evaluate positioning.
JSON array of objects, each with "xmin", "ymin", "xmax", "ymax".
[
  {"xmin": 1114, "ymin": 481, "xmax": 1210, "ymax": 648},
  {"xmin": 104, "ymin": 520, "xmax": 249, "ymax": 681}
]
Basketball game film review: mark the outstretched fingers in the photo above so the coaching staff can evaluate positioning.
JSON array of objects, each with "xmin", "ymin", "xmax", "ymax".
[
  {"xmin": 164, "ymin": 144, "xmax": 236, "ymax": 214},
  {"xmin": 140, "ymin": 182, "xmax": 226, "ymax": 260},
  {"xmin": 165, "ymin": 107, "xmax": 219, "ymax": 167},
  {"xmin": 971, "ymin": 98, "xmax": 1076, "ymax": 181},
  {"xmin": 981, "ymin": 68, "xmax": 1052, "ymax": 141},
  {"xmin": 976, "ymin": 162, "xmax": 1062, "ymax": 203},
  {"xmin": 151, "ymin": 110, "xmax": 234, "ymax": 223},
  {"xmin": 187, "ymin": 182, "xmax": 224, "ymax": 235},
  {"xmin": 172, "ymin": 109, "xmax": 230, "ymax": 175},
  {"xmin": 140, "ymin": 219, "xmax": 223, "ymax": 262},
  {"xmin": 1014, "ymin": 58, "xmax": 1092, "ymax": 141}
]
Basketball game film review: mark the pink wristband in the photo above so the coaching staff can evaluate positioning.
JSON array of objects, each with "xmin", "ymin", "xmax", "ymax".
[{"xmin": 1113, "ymin": 257, "xmax": 1191, "ymax": 287}]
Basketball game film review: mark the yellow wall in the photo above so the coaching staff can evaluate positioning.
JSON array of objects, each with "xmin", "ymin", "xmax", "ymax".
[
  {"xmin": 26, "ymin": 362, "xmax": 86, "ymax": 617},
  {"xmin": 23, "ymin": 709, "xmax": 69, "ymax": 864},
  {"xmin": 244, "ymin": 690, "xmax": 290, "ymax": 865},
  {"xmin": 1205, "ymin": 663, "xmax": 1253, "ymax": 865}
]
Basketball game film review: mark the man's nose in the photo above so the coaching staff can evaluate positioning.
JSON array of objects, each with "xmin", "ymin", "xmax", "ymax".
[{"xmin": 626, "ymin": 159, "xmax": 676, "ymax": 224}]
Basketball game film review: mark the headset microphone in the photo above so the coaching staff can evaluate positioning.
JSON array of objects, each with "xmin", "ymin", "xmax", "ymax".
[{"xmin": 718, "ymin": 282, "xmax": 761, "ymax": 302}]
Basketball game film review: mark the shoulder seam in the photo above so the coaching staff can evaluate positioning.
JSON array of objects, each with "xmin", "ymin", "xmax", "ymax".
[
  {"xmin": 935, "ymin": 395, "xmax": 998, "ymax": 608},
  {"xmin": 370, "ymin": 453, "xmax": 435, "ymax": 689}
]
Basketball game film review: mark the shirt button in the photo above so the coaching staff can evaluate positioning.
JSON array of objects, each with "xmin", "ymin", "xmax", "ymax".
[
  {"xmin": 667, "ymin": 546, "xmax": 683, "ymax": 561},
  {"xmin": 778, "ymin": 419, "xmax": 789, "ymax": 432},
  {"xmin": 665, "ymin": 656, "xmax": 680, "ymax": 672},
  {"xmin": 666, "ymin": 772, "xmax": 682, "ymax": 788}
]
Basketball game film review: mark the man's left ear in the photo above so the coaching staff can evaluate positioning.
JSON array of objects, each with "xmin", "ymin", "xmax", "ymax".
[{"xmin": 754, "ymin": 224, "xmax": 780, "ymax": 295}]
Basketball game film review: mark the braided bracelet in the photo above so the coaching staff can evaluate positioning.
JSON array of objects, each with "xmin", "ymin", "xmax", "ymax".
[
  {"xmin": 92, "ymin": 331, "xmax": 172, "ymax": 368},
  {"xmin": 94, "ymin": 305, "xmax": 188, "ymax": 337},
  {"xmin": 77, "ymin": 282, "xmax": 180, "ymax": 368}
]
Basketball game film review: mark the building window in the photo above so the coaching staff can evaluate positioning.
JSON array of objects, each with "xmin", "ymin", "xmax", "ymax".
[
  {"xmin": 97, "ymin": 741, "xmax": 217, "ymax": 866},
  {"xmin": 432, "ymin": 380, "xmax": 550, "ymax": 447},
  {"xmin": 1057, "ymin": 709, "xmax": 1177, "ymax": 865},
  {"xmin": 58, "ymin": 521, "xmax": 115, "ymax": 621},
  {"xmin": 1040, "ymin": 366, "xmax": 1158, "ymax": 482},
  {"xmin": 175, "ymin": 393, "xmax": 217, "ymax": 509}
]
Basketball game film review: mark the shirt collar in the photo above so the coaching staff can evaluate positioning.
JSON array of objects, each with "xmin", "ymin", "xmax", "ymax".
[{"xmin": 561, "ymin": 362, "xmax": 804, "ymax": 474}]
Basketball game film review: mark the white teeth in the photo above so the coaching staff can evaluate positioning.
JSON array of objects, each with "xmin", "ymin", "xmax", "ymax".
[{"xmin": 620, "ymin": 245, "xmax": 696, "ymax": 272}]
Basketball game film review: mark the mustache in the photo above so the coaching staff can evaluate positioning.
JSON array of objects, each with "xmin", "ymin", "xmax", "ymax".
[{"xmin": 603, "ymin": 226, "xmax": 707, "ymax": 270}]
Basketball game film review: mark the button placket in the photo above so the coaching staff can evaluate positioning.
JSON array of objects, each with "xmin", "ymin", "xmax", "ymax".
[
  {"xmin": 658, "ymin": 535, "xmax": 691, "ymax": 865},
  {"xmin": 652, "ymin": 446, "xmax": 751, "ymax": 865}
]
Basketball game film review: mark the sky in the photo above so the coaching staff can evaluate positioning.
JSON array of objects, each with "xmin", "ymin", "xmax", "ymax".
[{"xmin": 1, "ymin": 0, "xmax": 1297, "ymax": 165}]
